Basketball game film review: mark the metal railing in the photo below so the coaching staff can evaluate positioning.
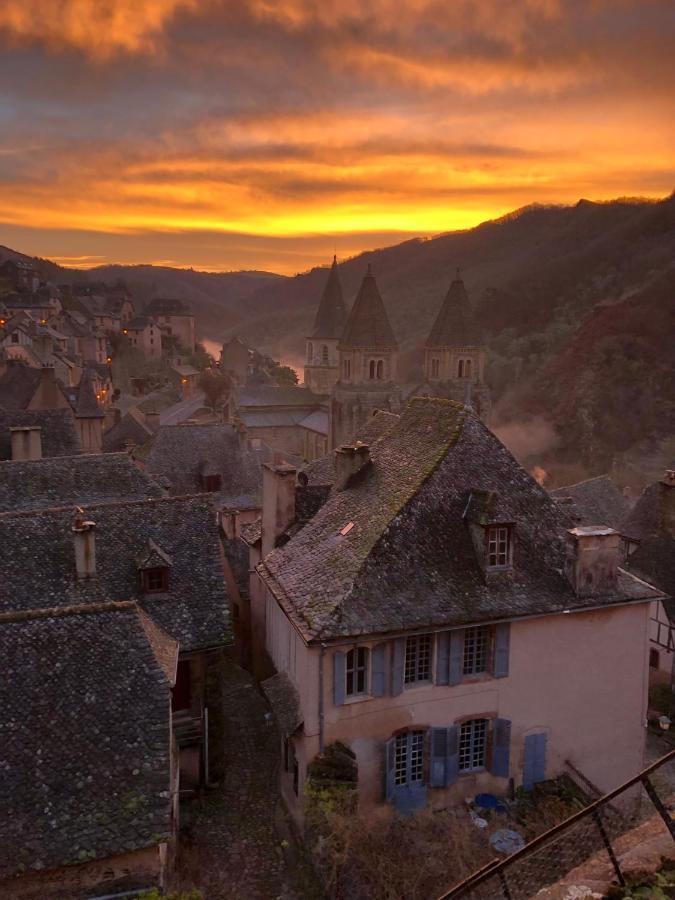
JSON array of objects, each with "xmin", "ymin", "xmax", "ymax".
[{"xmin": 438, "ymin": 748, "xmax": 675, "ymax": 900}]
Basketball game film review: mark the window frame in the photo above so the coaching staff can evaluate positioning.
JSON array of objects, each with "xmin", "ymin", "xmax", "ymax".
[
  {"xmin": 463, "ymin": 626, "xmax": 491, "ymax": 676},
  {"xmin": 404, "ymin": 633, "xmax": 433, "ymax": 687},
  {"xmin": 345, "ymin": 646, "xmax": 370, "ymax": 698},
  {"xmin": 394, "ymin": 729, "xmax": 426, "ymax": 787},
  {"xmin": 201, "ymin": 473, "xmax": 222, "ymax": 493},
  {"xmin": 458, "ymin": 718, "xmax": 489, "ymax": 773},
  {"xmin": 431, "ymin": 357, "xmax": 440, "ymax": 378},
  {"xmin": 143, "ymin": 567, "xmax": 169, "ymax": 593},
  {"xmin": 485, "ymin": 524, "xmax": 514, "ymax": 570}
]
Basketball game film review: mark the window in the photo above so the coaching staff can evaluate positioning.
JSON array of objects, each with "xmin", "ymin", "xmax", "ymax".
[
  {"xmin": 487, "ymin": 525, "xmax": 512, "ymax": 568},
  {"xmin": 143, "ymin": 567, "xmax": 169, "ymax": 593},
  {"xmin": 458, "ymin": 359, "xmax": 464, "ymax": 378},
  {"xmin": 369, "ymin": 359, "xmax": 376, "ymax": 379},
  {"xmin": 11, "ymin": 333, "xmax": 18, "ymax": 343},
  {"xmin": 404, "ymin": 634, "xmax": 432, "ymax": 684},
  {"xmin": 459, "ymin": 718, "xmax": 488, "ymax": 771},
  {"xmin": 201, "ymin": 474, "xmax": 222, "ymax": 492},
  {"xmin": 431, "ymin": 357, "xmax": 440, "ymax": 378},
  {"xmin": 463, "ymin": 626, "xmax": 490, "ymax": 675},
  {"xmin": 307, "ymin": 342, "xmax": 313, "ymax": 363},
  {"xmin": 343, "ymin": 358, "xmax": 351, "ymax": 379},
  {"xmin": 395, "ymin": 731, "xmax": 425, "ymax": 786},
  {"xmin": 650, "ymin": 648, "xmax": 660, "ymax": 669},
  {"xmin": 345, "ymin": 647, "xmax": 369, "ymax": 696},
  {"xmin": 377, "ymin": 359, "xmax": 384, "ymax": 379},
  {"xmin": 465, "ymin": 359, "xmax": 472, "ymax": 378},
  {"xmin": 322, "ymin": 344, "xmax": 329, "ymax": 364}
]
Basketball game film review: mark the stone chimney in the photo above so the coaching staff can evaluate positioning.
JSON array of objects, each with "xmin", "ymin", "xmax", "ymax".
[
  {"xmin": 72, "ymin": 508, "xmax": 96, "ymax": 579},
  {"xmin": 262, "ymin": 463, "xmax": 297, "ymax": 558},
  {"xmin": 10, "ymin": 425, "xmax": 42, "ymax": 461},
  {"xmin": 565, "ymin": 526, "xmax": 620, "ymax": 597},
  {"xmin": 334, "ymin": 442, "xmax": 370, "ymax": 491},
  {"xmin": 35, "ymin": 365, "xmax": 60, "ymax": 409},
  {"xmin": 660, "ymin": 469, "xmax": 675, "ymax": 537},
  {"xmin": 144, "ymin": 408, "xmax": 160, "ymax": 432}
]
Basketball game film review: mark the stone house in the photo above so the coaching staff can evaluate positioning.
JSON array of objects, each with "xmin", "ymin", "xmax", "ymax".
[
  {"xmin": 230, "ymin": 383, "xmax": 324, "ymax": 461},
  {"xmin": 221, "ymin": 335, "xmax": 251, "ymax": 382},
  {"xmin": 0, "ymin": 602, "xmax": 178, "ymax": 899},
  {"xmin": 0, "ymin": 494, "xmax": 232, "ymax": 786},
  {"xmin": 145, "ymin": 297, "xmax": 196, "ymax": 353},
  {"xmin": 250, "ymin": 398, "xmax": 662, "ymax": 822},
  {"xmin": 124, "ymin": 316, "xmax": 163, "ymax": 360}
]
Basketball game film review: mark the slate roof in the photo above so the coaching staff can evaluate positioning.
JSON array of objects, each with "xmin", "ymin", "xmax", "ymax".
[
  {"xmin": 144, "ymin": 423, "xmax": 263, "ymax": 508},
  {"xmin": 261, "ymin": 672, "xmax": 303, "ymax": 736},
  {"xmin": 103, "ymin": 408, "xmax": 153, "ymax": 453},
  {"xmin": 339, "ymin": 269, "xmax": 398, "ymax": 350},
  {"xmin": 63, "ymin": 366, "xmax": 106, "ymax": 418},
  {"xmin": 550, "ymin": 475, "xmax": 631, "ymax": 531},
  {"xmin": 0, "ymin": 452, "xmax": 163, "ymax": 512},
  {"xmin": 235, "ymin": 384, "xmax": 319, "ymax": 408},
  {"xmin": 0, "ymin": 602, "xmax": 174, "ymax": 878},
  {"xmin": 310, "ymin": 257, "xmax": 348, "ymax": 340},
  {"xmin": 0, "ymin": 363, "xmax": 44, "ymax": 410},
  {"xmin": 126, "ymin": 316, "xmax": 150, "ymax": 331},
  {"xmin": 0, "ymin": 408, "xmax": 81, "ymax": 460},
  {"xmin": 298, "ymin": 409, "xmax": 329, "ymax": 435},
  {"xmin": 259, "ymin": 398, "xmax": 661, "ymax": 643},
  {"xmin": 621, "ymin": 482, "xmax": 665, "ymax": 543},
  {"xmin": 425, "ymin": 275, "xmax": 483, "ymax": 348},
  {"xmin": 0, "ymin": 495, "xmax": 231, "ymax": 651},
  {"xmin": 621, "ymin": 479, "xmax": 675, "ymax": 603}
]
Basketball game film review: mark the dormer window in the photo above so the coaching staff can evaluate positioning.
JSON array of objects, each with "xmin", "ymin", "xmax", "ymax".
[
  {"xmin": 144, "ymin": 567, "xmax": 169, "ymax": 593},
  {"xmin": 487, "ymin": 525, "xmax": 513, "ymax": 569},
  {"xmin": 201, "ymin": 474, "xmax": 222, "ymax": 492}
]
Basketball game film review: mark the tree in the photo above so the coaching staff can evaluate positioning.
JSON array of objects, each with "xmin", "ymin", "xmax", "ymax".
[
  {"xmin": 271, "ymin": 364, "xmax": 299, "ymax": 386},
  {"xmin": 198, "ymin": 370, "xmax": 230, "ymax": 411}
]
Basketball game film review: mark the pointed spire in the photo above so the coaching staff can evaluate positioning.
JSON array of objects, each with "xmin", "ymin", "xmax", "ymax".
[
  {"xmin": 425, "ymin": 270, "xmax": 482, "ymax": 349},
  {"xmin": 310, "ymin": 257, "xmax": 348, "ymax": 339},
  {"xmin": 340, "ymin": 268, "xmax": 398, "ymax": 350}
]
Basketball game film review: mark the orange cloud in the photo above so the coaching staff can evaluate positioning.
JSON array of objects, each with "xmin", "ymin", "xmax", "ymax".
[{"xmin": 0, "ymin": 0, "xmax": 196, "ymax": 58}]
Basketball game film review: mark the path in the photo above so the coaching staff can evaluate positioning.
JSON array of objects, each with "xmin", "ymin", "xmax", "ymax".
[{"xmin": 182, "ymin": 659, "xmax": 306, "ymax": 900}]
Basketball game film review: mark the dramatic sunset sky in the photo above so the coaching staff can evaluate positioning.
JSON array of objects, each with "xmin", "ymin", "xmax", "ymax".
[{"xmin": 0, "ymin": 0, "xmax": 673, "ymax": 274}]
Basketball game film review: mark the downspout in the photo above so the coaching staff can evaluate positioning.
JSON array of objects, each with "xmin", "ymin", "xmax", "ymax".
[{"xmin": 319, "ymin": 643, "xmax": 326, "ymax": 752}]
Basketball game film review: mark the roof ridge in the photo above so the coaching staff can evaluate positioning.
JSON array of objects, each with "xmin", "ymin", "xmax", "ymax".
[
  {"xmin": 0, "ymin": 492, "xmax": 215, "ymax": 518},
  {"xmin": 0, "ymin": 450, "xmax": 129, "ymax": 468},
  {"xmin": 553, "ymin": 473, "xmax": 612, "ymax": 490},
  {"xmin": 0, "ymin": 600, "xmax": 136, "ymax": 623}
]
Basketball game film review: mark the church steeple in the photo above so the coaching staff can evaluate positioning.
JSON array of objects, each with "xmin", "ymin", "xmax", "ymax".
[
  {"xmin": 339, "ymin": 266, "xmax": 398, "ymax": 351},
  {"xmin": 425, "ymin": 270, "xmax": 482, "ymax": 350},
  {"xmin": 304, "ymin": 257, "xmax": 348, "ymax": 395}
]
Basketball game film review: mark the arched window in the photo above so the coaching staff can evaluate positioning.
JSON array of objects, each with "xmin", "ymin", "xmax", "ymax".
[
  {"xmin": 376, "ymin": 359, "xmax": 384, "ymax": 380},
  {"xmin": 458, "ymin": 359, "xmax": 464, "ymax": 378},
  {"xmin": 465, "ymin": 358, "xmax": 472, "ymax": 378},
  {"xmin": 343, "ymin": 358, "xmax": 351, "ymax": 380},
  {"xmin": 431, "ymin": 357, "xmax": 440, "ymax": 378},
  {"xmin": 307, "ymin": 342, "xmax": 313, "ymax": 363},
  {"xmin": 322, "ymin": 344, "xmax": 329, "ymax": 364},
  {"xmin": 369, "ymin": 359, "xmax": 376, "ymax": 380}
]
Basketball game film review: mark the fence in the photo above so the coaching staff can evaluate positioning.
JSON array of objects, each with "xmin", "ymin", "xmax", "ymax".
[{"xmin": 438, "ymin": 747, "xmax": 675, "ymax": 900}]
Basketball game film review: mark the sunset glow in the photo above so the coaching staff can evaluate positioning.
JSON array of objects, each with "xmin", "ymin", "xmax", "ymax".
[{"xmin": 0, "ymin": 0, "xmax": 673, "ymax": 273}]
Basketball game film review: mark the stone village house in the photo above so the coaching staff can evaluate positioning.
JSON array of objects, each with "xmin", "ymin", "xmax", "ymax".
[{"xmin": 246, "ymin": 398, "xmax": 663, "ymax": 821}]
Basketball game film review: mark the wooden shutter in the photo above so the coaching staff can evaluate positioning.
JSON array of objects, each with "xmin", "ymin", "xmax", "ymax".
[
  {"xmin": 435, "ymin": 632, "xmax": 450, "ymax": 685},
  {"xmin": 333, "ymin": 650, "xmax": 346, "ymax": 706},
  {"xmin": 523, "ymin": 732, "xmax": 547, "ymax": 789},
  {"xmin": 446, "ymin": 725, "xmax": 460, "ymax": 785},
  {"xmin": 491, "ymin": 718, "xmax": 511, "ymax": 778},
  {"xmin": 493, "ymin": 623, "xmax": 511, "ymax": 678},
  {"xmin": 429, "ymin": 727, "xmax": 449, "ymax": 787},
  {"xmin": 384, "ymin": 737, "xmax": 396, "ymax": 802},
  {"xmin": 371, "ymin": 642, "xmax": 388, "ymax": 697},
  {"xmin": 391, "ymin": 637, "xmax": 406, "ymax": 696},
  {"xmin": 449, "ymin": 629, "xmax": 465, "ymax": 685}
]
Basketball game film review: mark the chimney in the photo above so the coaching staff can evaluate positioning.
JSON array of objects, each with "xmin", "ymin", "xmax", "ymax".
[
  {"xmin": 144, "ymin": 408, "xmax": 160, "ymax": 432},
  {"xmin": 10, "ymin": 425, "xmax": 42, "ymax": 461},
  {"xmin": 36, "ymin": 365, "xmax": 60, "ymax": 409},
  {"xmin": 660, "ymin": 469, "xmax": 675, "ymax": 537},
  {"xmin": 262, "ymin": 463, "xmax": 297, "ymax": 558},
  {"xmin": 564, "ymin": 526, "xmax": 620, "ymax": 597},
  {"xmin": 72, "ymin": 508, "xmax": 96, "ymax": 579},
  {"xmin": 334, "ymin": 442, "xmax": 370, "ymax": 491}
]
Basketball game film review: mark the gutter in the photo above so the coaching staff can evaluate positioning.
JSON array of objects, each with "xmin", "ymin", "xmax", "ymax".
[{"xmin": 318, "ymin": 643, "xmax": 325, "ymax": 752}]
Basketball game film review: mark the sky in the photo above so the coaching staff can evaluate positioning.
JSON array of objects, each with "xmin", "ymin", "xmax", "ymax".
[{"xmin": 0, "ymin": 0, "xmax": 673, "ymax": 275}]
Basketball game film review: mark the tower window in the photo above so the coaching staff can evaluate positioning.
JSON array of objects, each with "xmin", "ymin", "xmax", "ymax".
[
  {"xmin": 465, "ymin": 359, "xmax": 472, "ymax": 378},
  {"xmin": 431, "ymin": 357, "xmax": 440, "ymax": 378},
  {"xmin": 369, "ymin": 359, "xmax": 376, "ymax": 380},
  {"xmin": 343, "ymin": 358, "xmax": 351, "ymax": 379},
  {"xmin": 307, "ymin": 342, "xmax": 313, "ymax": 363},
  {"xmin": 458, "ymin": 359, "xmax": 464, "ymax": 378},
  {"xmin": 322, "ymin": 345, "xmax": 329, "ymax": 364}
]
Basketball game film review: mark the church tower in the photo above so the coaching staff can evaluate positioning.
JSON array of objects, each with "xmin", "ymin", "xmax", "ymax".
[
  {"xmin": 424, "ymin": 270, "xmax": 491, "ymax": 420},
  {"xmin": 329, "ymin": 266, "xmax": 401, "ymax": 448},
  {"xmin": 304, "ymin": 256, "xmax": 348, "ymax": 395}
]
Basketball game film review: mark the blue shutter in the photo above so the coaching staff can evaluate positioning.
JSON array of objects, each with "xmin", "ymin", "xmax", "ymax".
[
  {"xmin": 446, "ymin": 725, "xmax": 459, "ymax": 785},
  {"xmin": 371, "ymin": 642, "xmax": 388, "ymax": 697},
  {"xmin": 493, "ymin": 623, "xmax": 510, "ymax": 678},
  {"xmin": 429, "ymin": 727, "xmax": 449, "ymax": 787},
  {"xmin": 491, "ymin": 718, "xmax": 511, "ymax": 778},
  {"xmin": 384, "ymin": 737, "xmax": 396, "ymax": 802},
  {"xmin": 435, "ymin": 632, "xmax": 450, "ymax": 685},
  {"xmin": 333, "ymin": 650, "xmax": 346, "ymax": 706},
  {"xmin": 523, "ymin": 733, "xmax": 547, "ymax": 789},
  {"xmin": 449, "ymin": 629, "xmax": 465, "ymax": 685},
  {"xmin": 391, "ymin": 637, "xmax": 405, "ymax": 696}
]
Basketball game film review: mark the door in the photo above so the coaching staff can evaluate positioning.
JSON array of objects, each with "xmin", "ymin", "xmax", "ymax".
[
  {"xmin": 523, "ymin": 732, "xmax": 547, "ymax": 789},
  {"xmin": 393, "ymin": 731, "xmax": 427, "ymax": 815}
]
